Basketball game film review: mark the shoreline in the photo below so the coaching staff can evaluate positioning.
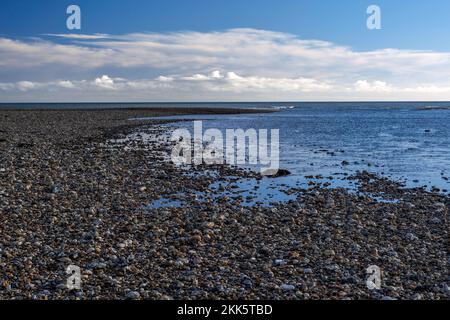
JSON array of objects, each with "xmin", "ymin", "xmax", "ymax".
[
  {"xmin": 0, "ymin": 106, "xmax": 277, "ymax": 112},
  {"xmin": 0, "ymin": 108, "xmax": 448, "ymax": 300}
]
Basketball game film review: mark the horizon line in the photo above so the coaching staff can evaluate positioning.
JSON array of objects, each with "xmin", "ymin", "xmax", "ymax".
[{"xmin": 1, "ymin": 100, "xmax": 450, "ymax": 105}]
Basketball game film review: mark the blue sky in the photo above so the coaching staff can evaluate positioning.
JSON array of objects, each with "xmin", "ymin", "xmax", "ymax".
[
  {"xmin": 2, "ymin": 0, "xmax": 450, "ymax": 51},
  {"xmin": 1, "ymin": 0, "xmax": 450, "ymax": 101}
]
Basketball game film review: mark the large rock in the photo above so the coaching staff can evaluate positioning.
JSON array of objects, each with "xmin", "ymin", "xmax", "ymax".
[{"xmin": 262, "ymin": 169, "xmax": 291, "ymax": 178}]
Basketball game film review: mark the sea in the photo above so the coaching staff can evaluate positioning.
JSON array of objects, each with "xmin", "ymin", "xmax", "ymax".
[{"xmin": 2, "ymin": 102, "xmax": 450, "ymax": 199}]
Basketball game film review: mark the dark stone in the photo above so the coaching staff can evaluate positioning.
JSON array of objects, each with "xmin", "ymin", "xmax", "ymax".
[
  {"xmin": 16, "ymin": 142, "xmax": 34, "ymax": 148},
  {"xmin": 263, "ymin": 169, "xmax": 291, "ymax": 178}
]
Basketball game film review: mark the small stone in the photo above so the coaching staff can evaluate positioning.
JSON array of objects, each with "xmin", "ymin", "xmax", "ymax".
[
  {"xmin": 190, "ymin": 235, "xmax": 202, "ymax": 243},
  {"xmin": 204, "ymin": 222, "xmax": 215, "ymax": 228},
  {"xmin": 325, "ymin": 198, "xmax": 335, "ymax": 208},
  {"xmin": 324, "ymin": 249, "xmax": 336, "ymax": 257},
  {"xmin": 430, "ymin": 217, "xmax": 441, "ymax": 224},
  {"xmin": 412, "ymin": 293, "xmax": 423, "ymax": 300},
  {"xmin": 56, "ymin": 283, "xmax": 67, "ymax": 290},
  {"xmin": 242, "ymin": 279, "xmax": 253, "ymax": 288},
  {"xmin": 280, "ymin": 284, "xmax": 295, "ymax": 291},
  {"xmin": 125, "ymin": 291, "xmax": 141, "ymax": 300},
  {"xmin": 273, "ymin": 259, "xmax": 286, "ymax": 266},
  {"xmin": 405, "ymin": 232, "xmax": 418, "ymax": 241}
]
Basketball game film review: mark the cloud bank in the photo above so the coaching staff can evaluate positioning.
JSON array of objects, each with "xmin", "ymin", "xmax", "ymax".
[{"xmin": 1, "ymin": 28, "xmax": 450, "ymax": 101}]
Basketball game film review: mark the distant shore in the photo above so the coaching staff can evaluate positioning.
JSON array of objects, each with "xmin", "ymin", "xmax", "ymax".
[{"xmin": 0, "ymin": 108, "xmax": 448, "ymax": 300}]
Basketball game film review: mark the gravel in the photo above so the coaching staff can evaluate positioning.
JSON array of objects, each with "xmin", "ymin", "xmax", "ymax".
[{"xmin": 0, "ymin": 108, "xmax": 448, "ymax": 300}]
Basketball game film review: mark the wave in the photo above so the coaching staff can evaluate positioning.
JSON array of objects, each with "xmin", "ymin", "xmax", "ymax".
[
  {"xmin": 416, "ymin": 105, "xmax": 450, "ymax": 111},
  {"xmin": 270, "ymin": 105, "xmax": 296, "ymax": 110}
]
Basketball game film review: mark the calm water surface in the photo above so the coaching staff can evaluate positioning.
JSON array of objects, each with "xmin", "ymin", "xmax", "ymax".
[{"xmin": 139, "ymin": 102, "xmax": 450, "ymax": 193}]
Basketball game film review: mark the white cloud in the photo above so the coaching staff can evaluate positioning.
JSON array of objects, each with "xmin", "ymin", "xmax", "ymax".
[
  {"xmin": 210, "ymin": 70, "xmax": 223, "ymax": 79},
  {"xmin": 0, "ymin": 83, "xmax": 14, "ymax": 91},
  {"xmin": 58, "ymin": 80, "xmax": 75, "ymax": 89},
  {"xmin": 2, "ymin": 73, "xmax": 450, "ymax": 102},
  {"xmin": 156, "ymin": 75, "xmax": 174, "ymax": 82},
  {"xmin": 182, "ymin": 74, "xmax": 211, "ymax": 81},
  {"xmin": 354, "ymin": 80, "xmax": 393, "ymax": 93},
  {"xmin": 16, "ymin": 81, "xmax": 37, "ymax": 91},
  {"xmin": 217, "ymin": 72, "xmax": 333, "ymax": 92},
  {"xmin": 1, "ymin": 28, "xmax": 450, "ymax": 100},
  {"xmin": 43, "ymin": 33, "xmax": 110, "ymax": 40},
  {"xmin": 94, "ymin": 75, "xmax": 116, "ymax": 89},
  {"xmin": 0, "ymin": 38, "xmax": 113, "ymax": 69}
]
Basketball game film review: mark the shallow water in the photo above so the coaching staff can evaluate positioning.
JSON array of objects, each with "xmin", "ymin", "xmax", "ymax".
[
  {"xmin": 146, "ymin": 178, "xmax": 298, "ymax": 209},
  {"xmin": 137, "ymin": 102, "xmax": 450, "ymax": 195}
]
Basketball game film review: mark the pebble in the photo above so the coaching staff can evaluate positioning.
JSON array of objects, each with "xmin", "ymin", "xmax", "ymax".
[
  {"xmin": 274, "ymin": 259, "xmax": 286, "ymax": 266},
  {"xmin": 324, "ymin": 249, "xmax": 336, "ymax": 257},
  {"xmin": 125, "ymin": 291, "xmax": 141, "ymax": 300},
  {"xmin": 381, "ymin": 296, "xmax": 397, "ymax": 301},
  {"xmin": 0, "ymin": 109, "xmax": 447, "ymax": 300},
  {"xmin": 280, "ymin": 284, "xmax": 295, "ymax": 291}
]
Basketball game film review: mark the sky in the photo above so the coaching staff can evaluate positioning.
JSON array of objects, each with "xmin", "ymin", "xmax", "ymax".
[{"xmin": 1, "ymin": 0, "xmax": 450, "ymax": 102}]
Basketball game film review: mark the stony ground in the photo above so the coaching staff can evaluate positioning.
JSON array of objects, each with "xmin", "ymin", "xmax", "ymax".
[{"xmin": 0, "ymin": 108, "xmax": 448, "ymax": 300}]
